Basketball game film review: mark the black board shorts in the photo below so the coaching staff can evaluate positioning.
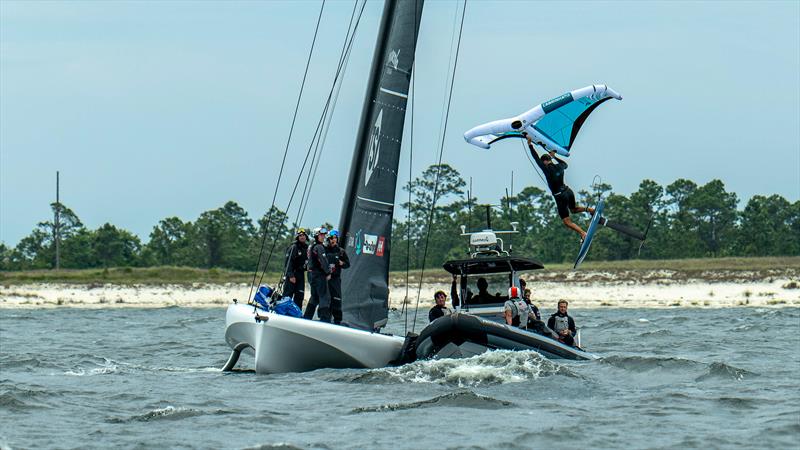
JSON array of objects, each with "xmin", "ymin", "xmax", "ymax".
[{"xmin": 553, "ymin": 187, "xmax": 577, "ymax": 219}]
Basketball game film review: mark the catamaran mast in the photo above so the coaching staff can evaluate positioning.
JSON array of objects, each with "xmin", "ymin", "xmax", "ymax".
[{"xmin": 339, "ymin": 0, "xmax": 424, "ymax": 331}]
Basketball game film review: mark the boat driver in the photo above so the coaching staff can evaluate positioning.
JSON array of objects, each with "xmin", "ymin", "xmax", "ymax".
[
  {"xmin": 525, "ymin": 134, "xmax": 594, "ymax": 241},
  {"xmin": 547, "ymin": 300, "xmax": 577, "ymax": 346},
  {"xmin": 428, "ymin": 290, "xmax": 454, "ymax": 322},
  {"xmin": 450, "ymin": 276, "xmax": 499, "ymax": 307}
]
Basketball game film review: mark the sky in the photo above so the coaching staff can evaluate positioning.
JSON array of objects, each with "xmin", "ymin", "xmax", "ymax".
[{"xmin": 1, "ymin": 0, "xmax": 799, "ymax": 246}]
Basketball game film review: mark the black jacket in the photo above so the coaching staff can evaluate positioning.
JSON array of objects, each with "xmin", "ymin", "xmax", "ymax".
[
  {"xmin": 325, "ymin": 244, "xmax": 350, "ymax": 279},
  {"xmin": 284, "ymin": 241, "xmax": 308, "ymax": 279},
  {"xmin": 428, "ymin": 305, "xmax": 453, "ymax": 322},
  {"xmin": 307, "ymin": 241, "xmax": 331, "ymax": 274}
]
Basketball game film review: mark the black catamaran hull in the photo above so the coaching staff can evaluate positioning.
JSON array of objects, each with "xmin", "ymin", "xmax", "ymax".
[{"xmin": 415, "ymin": 313, "xmax": 597, "ymax": 361}]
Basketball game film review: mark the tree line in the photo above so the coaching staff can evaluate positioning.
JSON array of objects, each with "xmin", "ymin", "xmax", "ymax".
[{"xmin": 2, "ymin": 164, "xmax": 798, "ymax": 272}]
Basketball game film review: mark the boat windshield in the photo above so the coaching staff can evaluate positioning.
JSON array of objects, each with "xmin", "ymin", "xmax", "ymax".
[{"xmin": 462, "ymin": 273, "xmax": 512, "ymax": 306}]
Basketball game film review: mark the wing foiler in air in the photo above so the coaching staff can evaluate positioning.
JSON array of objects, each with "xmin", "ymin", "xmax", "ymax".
[{"xmin": 463, "ymin": 84, "xmax": 622, "ymax": 157}]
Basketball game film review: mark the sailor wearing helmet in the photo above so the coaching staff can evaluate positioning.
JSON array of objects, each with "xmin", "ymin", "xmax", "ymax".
[
  {"xmin": 503, "ymin": 286, "xmax": 530, "ymax": 329},
  {"xmin": 302, "ymin": 227, "xmax": 333, "ymax": 322},
  {"xmin": 282, "ymin": 228, "xmax": 309, "ymax": 309},
  {"xmin": 324, "ymin": 229, "xmax": 350, "ymax": 325}
]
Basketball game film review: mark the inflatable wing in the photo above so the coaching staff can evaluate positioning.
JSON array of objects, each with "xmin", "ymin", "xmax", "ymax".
[{"xmin": 464, "ymin": 84, "xmax": 622, "ymax": 157}]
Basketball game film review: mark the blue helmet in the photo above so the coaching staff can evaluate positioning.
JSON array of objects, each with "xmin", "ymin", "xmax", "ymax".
[{"xmin": 327, "ymin": 229, "xmax": 340, "ymax": 240}]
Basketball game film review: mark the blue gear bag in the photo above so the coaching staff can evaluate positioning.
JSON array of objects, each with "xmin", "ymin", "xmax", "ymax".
[
  {"xmin": 273, "ymin": 296, "xmax": 302, "ymax": 317},
  {"xmin": 253, "ymin": 285, "xmax": 273, "ymax": 311}
]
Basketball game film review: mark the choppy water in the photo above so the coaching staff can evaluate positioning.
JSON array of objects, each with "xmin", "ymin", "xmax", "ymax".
[{"xmin": 1, "ymin": 307, "xmax": 798, "ymax": 449}]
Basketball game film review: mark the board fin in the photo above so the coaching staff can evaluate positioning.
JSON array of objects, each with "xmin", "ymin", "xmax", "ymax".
[{"xmin": 602, "ymin": 218, "xmax": 646, "ymax": 241}]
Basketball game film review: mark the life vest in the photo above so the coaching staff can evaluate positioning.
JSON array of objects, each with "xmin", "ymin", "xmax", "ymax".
[
  {"xmin": 505, "ymin": 299, "xmax": 529, "ymax": 329},
  {"xmin": 552, "ymin": 314, "xmax": 570, "ymax": 334}
]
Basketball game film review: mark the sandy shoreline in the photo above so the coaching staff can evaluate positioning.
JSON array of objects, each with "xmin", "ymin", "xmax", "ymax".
[{"xmin": 2, "ymin": 270, "xmax": 798, "ymax": 309}]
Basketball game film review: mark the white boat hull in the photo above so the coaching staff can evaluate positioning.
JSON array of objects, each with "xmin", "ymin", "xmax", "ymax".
[{"xmin": 224, "ymin": 303, "xmax": 405, "ymax": 374}]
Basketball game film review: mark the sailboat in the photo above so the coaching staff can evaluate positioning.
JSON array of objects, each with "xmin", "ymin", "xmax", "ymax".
[
  {"xmin": 224, "ymin": 0, "xmax": 604, "ymax": 374},
  {"xmin": 224, "ymin": 0, "xmax": 423, "ymax": 374}
]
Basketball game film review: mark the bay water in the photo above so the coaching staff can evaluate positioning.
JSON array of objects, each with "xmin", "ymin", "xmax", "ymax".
[{"xmin": 1, "ymin": 306, "xmax": 798, "ymax": 449}]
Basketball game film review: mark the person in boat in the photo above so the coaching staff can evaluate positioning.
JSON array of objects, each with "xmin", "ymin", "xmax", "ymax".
[
  {"xmin": 324, "ymin": 229, "xmax": 350, "ymax": 325},
  {"xmin": 302, "ymin": 227, "xmax": 333, "ymax": 322},
  {"xmin": 523, "ymin": 288, "xmax": 541, "ymax": 321},
  {"xmin": 547, "ymin": 300, "xmax": 577, "ymax": 346},
  {"xmin": 518, "ymin": 278, "xmax": 541, "ymax": 320},
  {"xmin": 525, "ymin": 134, "xmax": 594, "ymax": 241},
  {"xmin": 503, "ymin": 287, "xmax": 530, "ymax": 329},
  {"xmin": 282, "ymin": 228, "xmax": 309, "ymax": 309},
  {"xmin": 450, "ymin": 276, "xmax": 499, "ymax": 307},
  {"xmin": 522, "ymin": 287, "xmax": 559, "ymax": 339},
  {"xmin": 428, "ymin": 290, "xmax": 454, "ymax": 322}
]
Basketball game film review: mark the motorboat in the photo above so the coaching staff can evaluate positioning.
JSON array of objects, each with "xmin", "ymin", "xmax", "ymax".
[{"xmin": 414, "ymin": 221, "xmax": 597, "ymax": 361}]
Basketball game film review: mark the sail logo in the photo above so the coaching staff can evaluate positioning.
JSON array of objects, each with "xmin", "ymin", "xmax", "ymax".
[
  {"xmin": 354, "ymin": 229, "xmax": 363, "ymax": 255},
  {"xmin": 364, "ymin": 109, "xmax": 383, "ymax": 187},
  {"xmin": 386, "ymin": 49, "xmax": 400, "ymax": 74},
  {"xmin": 376, "ymin": 236, "xmax": 385, "ymax": 257},
  {"xmin": 362, "ymin": 234, "xmax": 378, "ymax": 255}
]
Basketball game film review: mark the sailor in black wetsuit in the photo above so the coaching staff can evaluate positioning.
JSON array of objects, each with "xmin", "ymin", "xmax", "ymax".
[
  {"xmin": 547, "ymin": 300, "xmax": 577, "ymax": 346},
  {"xmin": 282, "ymin": 228, "xmax": 309, "ymax": 309},
  {"xmin": 303, "ymin": 227, "xmax": 333, "ymax": 322},
  {"xmin": 428, "ymin": 290, "xmax": 454, "ymax": 322},
  {"xmin": 324, "ymin": 230, "xmax": 350, "ymax": 325},
  {"xmin": 526, "ymin": 134, "xmax": 594, "ymax": 240}
]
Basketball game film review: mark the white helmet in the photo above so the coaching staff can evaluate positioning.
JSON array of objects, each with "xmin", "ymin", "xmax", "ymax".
[{"xmin": 312, "ymin": 227, "xmax": 328, "ymax": 239}]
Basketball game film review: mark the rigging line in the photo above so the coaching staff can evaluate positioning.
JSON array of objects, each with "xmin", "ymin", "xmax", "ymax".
[
  {"xmin": 402, "ymin": 0, "xmax": 419, "ymax": 336},
  {"xmin": 248, "ymin": 0, "xmax": 326, "ymax": 301},
  {"xmin": 256, "ymin": 1, "xmax": 367, "ymax": 289},
  {"xmin": 296, "ymin": 0, "xmax": 360, "ymax": 223},
  {"xmin": 406, "ymin": 0, "xmax": 459, "ymax": 311},
  {"xmin": 411, "ymin": 0, "xmax": 467, "ymax": 333},
  {"xmin": 521, "ymin": 138, "xmax": 548, "ymax": 187},
  {"xmin": 297, "ymin": 0, "xmax": 361, "ymax": 225},
  {"xmin": 277, "ymin": 38, "xmax": 350, "ymax": 298}
]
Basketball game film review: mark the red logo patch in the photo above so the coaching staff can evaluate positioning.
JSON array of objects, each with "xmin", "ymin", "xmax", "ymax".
[{"xmin": 376, "ymin": 236, "xmax": 385, "ymax": 257}]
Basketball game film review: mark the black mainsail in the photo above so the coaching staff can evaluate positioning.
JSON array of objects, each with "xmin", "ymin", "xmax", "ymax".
[{"xmin": 339, "ymin": 0, "xmax": 424, "ymax": 331}]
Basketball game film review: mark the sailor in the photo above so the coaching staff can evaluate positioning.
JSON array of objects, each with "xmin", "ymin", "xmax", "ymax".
[
  {"xmin": 302, "ymin": 227, "xmax": 333, "ymax": 322},
  {"xmin": 428, "ymin": 290, "xmax": 454, "ymax": 322},
  {"xmin": 324, "ymin": 229, "xmax": 350, "ymax": 325},
  {"xmin": 525, "ymin": 134, "xmax": 594, "ymax": 240},
  {"xmin": 282, "ymin": 228, "xmax": 309, "ymax": 309},
  {"xmin": 547, "ymin": 300, "xmax": 577, "ymax": 346},
  {"xmin": 503, "ymin": 287, "xmax": 530, "ymax": 329}
]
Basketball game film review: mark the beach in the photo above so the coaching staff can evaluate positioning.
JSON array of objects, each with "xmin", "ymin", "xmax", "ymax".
[{"xmin": 3, "ymin": 268, "xmax": 798, "ymax": 309}]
